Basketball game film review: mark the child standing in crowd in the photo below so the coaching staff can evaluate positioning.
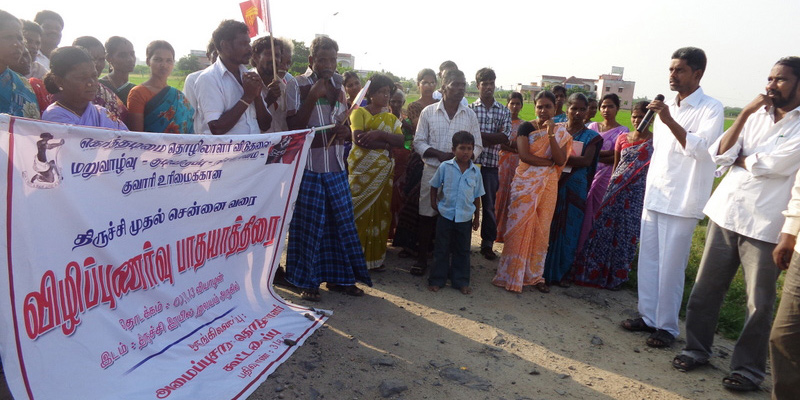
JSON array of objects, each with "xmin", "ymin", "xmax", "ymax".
[{"xmin": 428, "ymin": 131, "xmax": 484, "ymax": 295}]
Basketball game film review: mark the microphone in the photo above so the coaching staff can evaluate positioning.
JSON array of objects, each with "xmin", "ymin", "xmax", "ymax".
[{"xmin": 637, "ymin": 94, "xmax": 665, "ymax": 132}]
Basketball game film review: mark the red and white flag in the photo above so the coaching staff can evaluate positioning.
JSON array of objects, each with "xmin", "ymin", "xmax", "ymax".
[{"xmin": 239, "ymin": 1, "xmax": 259, "ymax": 37}]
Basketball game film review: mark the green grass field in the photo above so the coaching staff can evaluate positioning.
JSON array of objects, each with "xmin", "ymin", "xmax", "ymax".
[
  {"xmin": 128, "ymin": 74, "xmax": 187, "ymax": 91},
  {"xmin": 404, "ymin": 94, "xmax": 763, "ymax": 340}
]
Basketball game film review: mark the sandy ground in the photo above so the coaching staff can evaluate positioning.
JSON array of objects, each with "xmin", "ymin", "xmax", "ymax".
[
  {"xmin": 244, "ymin": 234, "xmax": 774, "ymax": 400},
  {"xmin": 0, "ymin": 233, "xmax": 773, "ymax": 400}
]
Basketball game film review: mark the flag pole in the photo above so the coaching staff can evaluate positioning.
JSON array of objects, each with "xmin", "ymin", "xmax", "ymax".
[{"xmin": 262, "ymin": 0, "xmax": 278, "ymax": 80}]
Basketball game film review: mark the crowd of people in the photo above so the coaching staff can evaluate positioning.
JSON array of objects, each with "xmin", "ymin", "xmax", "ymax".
[{"xmin": 1, "ymin": 8, "xmax": 800, "ymax": 398}]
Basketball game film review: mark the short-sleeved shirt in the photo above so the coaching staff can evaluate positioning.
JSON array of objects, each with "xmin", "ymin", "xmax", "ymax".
[
  {"xmin": 285, "ymin": 68, "xmax": 348, "ymax": 173},
  {"xmin": 413, "ymin": 100, "xmax": 483, "ymax": 168},
  {"xmin": 430, "ymin": 158, "xmax": 485, "ymax": 223},
  {"xmin": 644, "ymin": 87, "xmax": 724, "ymax": 219},
  {"xmin": 469, "ymin": 98, "xmax": 512, "ymax": 168},
  {"xmin": 194, "ymin": 58, "xmax": 262, "ymax": 135}
]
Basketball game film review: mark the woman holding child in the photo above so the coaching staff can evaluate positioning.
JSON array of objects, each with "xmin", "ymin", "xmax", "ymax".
[
  {"xmin": 492, "ymin": 91, "xmax": 571, "ymax": 293},
  {"xmin": 393, "ymin": 68, "xmax": 438, "ymax": 259},
  {"xmin": 348, "ymin": 74, "xmax": 405, "ymax": 271}
]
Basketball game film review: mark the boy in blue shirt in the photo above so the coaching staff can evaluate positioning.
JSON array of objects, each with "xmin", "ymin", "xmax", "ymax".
[{"xmin": 429, "ymin": 131, "xmax": 485, "ymax": 294}]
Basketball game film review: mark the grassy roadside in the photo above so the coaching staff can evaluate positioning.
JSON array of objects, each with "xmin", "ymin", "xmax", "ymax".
[{"xmin": 128, "ymin": 74, "xmax": 187, "ymax": 91}]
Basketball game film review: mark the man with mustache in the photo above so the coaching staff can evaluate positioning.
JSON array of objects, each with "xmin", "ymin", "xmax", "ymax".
[
  {"xmin": 250, "ymin": 36, "xmax": 285, "ymax": 133},
  {"xmin": 622, "ymin": 47, "xmax": 724, "ymax": 349},
  {"xmin": 687, "ymin": 56, "xmax": 800, "ymax": 395},
  {"xmin": 194, "ymin": 20, "xmax": 271, "ymax": 135},
  {"xmin": 411, "ymin": 69, "xmax": 482, "ymax": 277},
  {"xmin": 283, "ymin": 36, "xmax": 371, "ymax": 302}
]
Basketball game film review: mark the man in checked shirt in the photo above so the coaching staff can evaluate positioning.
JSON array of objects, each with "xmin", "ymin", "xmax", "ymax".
[{"xmin": 469, "ymin": 68, "xmax": 511, "ymax": 260}]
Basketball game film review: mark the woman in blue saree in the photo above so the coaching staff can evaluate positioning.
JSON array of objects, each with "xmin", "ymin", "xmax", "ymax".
[
  {"xmin": 543, "ymin": 93, "xmax": 601, "ymax": 287},
  {"xmin": 127, "ymin": 40, "xmax": 193, "ymax": 133}
]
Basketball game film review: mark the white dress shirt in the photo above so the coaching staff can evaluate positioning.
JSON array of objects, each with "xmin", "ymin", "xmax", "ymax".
[
  {"xmin": 782, "ymin": 166, "xmax": 800, "ymax": 253},
  {"xmin": 183, "ymin": 68, "xmax": 205, "ymax": 134},
  {"xmin": 706, "ymin": 105, "xmax": 800, "ymax": 243},
  {"xmin": 36, "ymin": 51, "xmax": 50, "ymax": 70},
  {"xmin": 413, "ymin": 100, "xmax": 483, "ymax": 168},
  {"xmin": 643, "ymin": 87, "xmax": 724, "ymax": 219},
  {"xmin": 194, "ymin": 58, "xmax": 262, "ymax": 135},
  {"xmin": 26, "ymin": 61, "xmax": 48, "ymax": 80}
]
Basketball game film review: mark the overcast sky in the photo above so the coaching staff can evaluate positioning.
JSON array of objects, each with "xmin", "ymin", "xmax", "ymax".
[{"xmin": 7, "ymin": 0, "xmax": 799, "ymax": 107}]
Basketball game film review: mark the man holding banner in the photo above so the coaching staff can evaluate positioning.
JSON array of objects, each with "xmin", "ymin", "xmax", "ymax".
[
  {"xmin": 284, "ymin": 36, "xmax": 371, "ymax": 301},
  {"xmin": 194, "ymin": 20, "xmax": 272, "ymax": 135}
]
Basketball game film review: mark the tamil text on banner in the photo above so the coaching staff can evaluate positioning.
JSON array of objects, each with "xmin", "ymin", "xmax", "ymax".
[{"xmin": 0, "ymin": 115, "xmax": 328, "ymax": 399}]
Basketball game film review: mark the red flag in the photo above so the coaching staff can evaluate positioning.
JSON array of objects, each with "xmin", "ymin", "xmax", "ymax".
[{"xmin": 239, "ymin": 1, "xmax": 259, "ymax": 38}]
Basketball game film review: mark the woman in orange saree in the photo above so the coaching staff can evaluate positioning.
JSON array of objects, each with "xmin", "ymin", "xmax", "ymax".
[{"xmin": 492, "ymin": 91, "xmax": 572, "ymax": 293}]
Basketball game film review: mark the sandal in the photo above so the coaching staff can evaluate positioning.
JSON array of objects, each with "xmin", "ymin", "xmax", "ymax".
[
  {"xmin": 722, "ymin": 373, "xmax": 759, "ymax": 392},
  {"xmin": 410, "ymin": 262, "xmax": 427, "ymax": 276},
  {"xmin": 621, "ymin": 317, "xmax": 656, "ymax": 333},
  {"xmin": 646, "ymin": 329, "xmax": 675, "ymax": 348},
  {"xmin": 532, "ymin": 282, "xmax": 550, "ymax": 293},
  {"xmin": 672, "ymin": 354, "xmax": 708, "ymax": 372},
  {"xmin": 300, "ymin": 288, "xmax": 321, "ymax": 302},
  {"xmin": 326, "ymin": 283, "xmax": 365, "ymax": 297}
]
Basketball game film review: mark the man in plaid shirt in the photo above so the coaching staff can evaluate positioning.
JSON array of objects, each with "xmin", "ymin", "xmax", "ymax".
[{"xmin": 469, "ymin": 68, "xmax": 512, "ymax": 260}]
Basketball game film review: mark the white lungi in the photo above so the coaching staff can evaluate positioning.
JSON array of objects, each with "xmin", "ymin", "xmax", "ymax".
[{"xmin": 637, "ymin": 208, "xmax": 699, "ymax": 337}]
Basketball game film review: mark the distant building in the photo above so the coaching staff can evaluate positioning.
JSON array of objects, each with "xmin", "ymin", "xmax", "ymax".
[
  {"xmin": 563, "ymin": 76, "xmax": 596, "ymax": 92},
  {"xmin": 513, "ymin": 83, "xmax": 543, "ymax": 99},
  {"xmin": 536, "ymin": 75, "xmax": 566, "ymax": 88},
  {"xmin": 190, "ymin": 50, "xmax": 211, "ymax": 68},
  {"xmin": 337, "ymin": 52, "xmax": 355, "ymax": 69},
  {"xmin": 523, "ymin": 67, "xmax": 635, "ymax": 108},
  {"xmin": 597, "ymin": 67, "xmax": 635, "ymax": 109}
]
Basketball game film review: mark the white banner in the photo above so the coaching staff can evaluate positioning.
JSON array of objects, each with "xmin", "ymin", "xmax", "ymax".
[{"xmin": 0, "ymin": 115, "xmax": 329, "ymax": 399}]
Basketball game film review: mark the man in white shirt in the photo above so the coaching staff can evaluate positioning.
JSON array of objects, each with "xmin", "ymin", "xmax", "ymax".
[
  {"xmin": 769, "ymin": 57, "xmax": 800, "ymax": 400},
  {"xmin": 33, "ymin": 10, "xmax": 62, "ymax": 70},
  {"xmin": 621, "ymin": 47, "xmax": 724, "ymax": 348},
  {"xmin": 194, "ymin": 20, "xmax": 271, "ymax": 135},
  {"xmin": 184, "ymin": 41, "xmax": 217, "ymax": 135},
  {"xmin": 411, "ymin": 68, "xmax": 482, "ymax": 276},
  {"xmin": 672, "ymin": 57, "xmax": 800, "ymax": 392}
]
